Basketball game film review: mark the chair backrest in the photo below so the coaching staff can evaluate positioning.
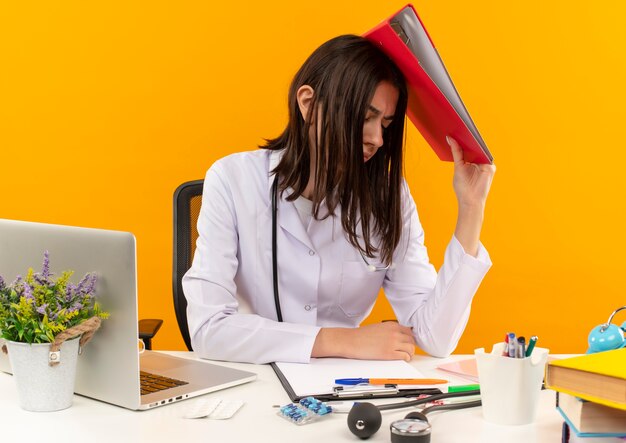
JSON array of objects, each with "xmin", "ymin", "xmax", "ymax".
[{"xmin": 173, "ymin": 179, "xmax": 204, "ymax": 351}]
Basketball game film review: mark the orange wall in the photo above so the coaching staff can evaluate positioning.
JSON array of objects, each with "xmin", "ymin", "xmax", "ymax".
[{"xmin": 1, "ymin": 1, "xmax": 624, "ymax": 354}]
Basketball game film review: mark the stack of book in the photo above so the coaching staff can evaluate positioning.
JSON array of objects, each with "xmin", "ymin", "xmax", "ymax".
[{"xmin": 545, "ymin": 348, "xmax": 626, "ymax": 442}]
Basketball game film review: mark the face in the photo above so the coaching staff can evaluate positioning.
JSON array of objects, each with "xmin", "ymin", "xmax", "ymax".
[{"xmin": 363, "ymin": 81, "xmax": 399, "ymax": 162}]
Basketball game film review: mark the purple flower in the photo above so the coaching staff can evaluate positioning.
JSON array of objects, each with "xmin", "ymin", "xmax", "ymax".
[
  {"xmin": 42, "ymin": 250, "xmax": 50, "ymax": 278},
  {"xmin": 83, "ymin": 273, "xmax": 97, "ymax": 294},
  {"xmin": 76, "ymin": 273, "xmax": 97, "ymax": 295},
  {"xmin": 65, "ymin": 283, "xmax": 77, "ymax": 302},
  {"xmin": 68, "ymin": 301, "xmax": 83, "ymax": 314},
  {"xmin": 36, "ymin": 303, "xmax": 48, "ymax": 316},
  {"xmin": 11, "ymin": 275, "xmax": 22, "ymax": 287},
  {"xmin": 76, "ymin": 273, "xmax": 89, "ymax": 293},
  {"xmin": 0, "ymin": 275, "xmax": 5, "ymax": 290},
  {"xmin": 22, "ymin": 282, "xmax": 34, "ymax": 301},
  {"xmin": 32, "ymin": 251, "xmax": 53, "ymax": 285}
]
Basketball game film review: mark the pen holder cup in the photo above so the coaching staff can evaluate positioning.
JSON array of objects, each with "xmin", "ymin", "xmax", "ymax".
[{"xmin": 475, "ymin": 343, "xmax": 549, "ymax": 426}]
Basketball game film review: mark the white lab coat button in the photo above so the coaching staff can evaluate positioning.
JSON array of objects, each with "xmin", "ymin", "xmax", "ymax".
[
  {"xmin": 308, "ymin": 250, "xmax": 315, "ymax": 256},
  {"xmin": 304, "ymin": 305, "xmax": 312, "ymax": 311}
]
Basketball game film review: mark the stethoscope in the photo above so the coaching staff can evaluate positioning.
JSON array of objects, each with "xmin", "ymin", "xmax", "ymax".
[{"xmin": 271, "ymin": 175, "xmax": 390, "ymax": 322}]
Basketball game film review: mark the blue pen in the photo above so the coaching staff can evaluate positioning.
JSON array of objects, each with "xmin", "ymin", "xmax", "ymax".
[
  {"xmin": 335, "ymin": 378, "xmax": 376, "ymax": 385},
  {"xmin": 334, "ymin": 377, "xmax": 448, "ymax": 385}
]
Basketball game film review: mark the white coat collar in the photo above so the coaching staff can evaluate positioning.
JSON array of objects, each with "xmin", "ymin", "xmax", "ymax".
[{"xmin": 267, "ymin": 149, "xmax": 315, "ymax": 251}]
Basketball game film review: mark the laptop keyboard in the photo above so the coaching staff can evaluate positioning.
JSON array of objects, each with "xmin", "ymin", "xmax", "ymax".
[{"xmin": 140, "ymin": 371, "xmax": 189, "ymax": 396}]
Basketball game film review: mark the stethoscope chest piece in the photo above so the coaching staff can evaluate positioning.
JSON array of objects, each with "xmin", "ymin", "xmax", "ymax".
[
  {"xmin": 587, "ymin": 306, "xmax": 626, "ymax": 353},
  {"xmin": 588, "ymin": 323, "xmax": 626, "ymax": 352},
  {"xmin": 390, "ymin": 413, "xmax": 431, "ymax": 443}
]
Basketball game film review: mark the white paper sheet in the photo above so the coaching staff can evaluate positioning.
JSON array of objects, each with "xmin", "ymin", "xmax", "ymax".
[{"xmin": 275, "ymin": 358, "xmax": 434, "ymax": 398}]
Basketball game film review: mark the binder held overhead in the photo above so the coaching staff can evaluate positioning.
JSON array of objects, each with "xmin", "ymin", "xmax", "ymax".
[{"xmin": 364, "ymin": 4, "xmax": 493, "ymax": 164}]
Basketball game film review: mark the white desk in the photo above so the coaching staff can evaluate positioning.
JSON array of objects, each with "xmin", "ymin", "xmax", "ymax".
[{"xmin": 0, "ymin": 353, "xmax": 564, "ymax": 443}]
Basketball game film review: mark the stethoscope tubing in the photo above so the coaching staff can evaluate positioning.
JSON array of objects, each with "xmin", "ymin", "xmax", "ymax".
[
  {"xmin": 271, "ymin": 175, "xmax": 283, "ymax": 322},
  {"xmin": 601, "ymin": 306, "xmax": 626, "ymax": 332},
  {"xmin": 377, "ymin": 389, "xmax": 481, "ymax": 411}
]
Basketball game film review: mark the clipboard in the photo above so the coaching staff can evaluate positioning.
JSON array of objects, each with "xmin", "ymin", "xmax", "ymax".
[
  {"xmin": 364, "ymin": 4, "xmax": 493, "ymax": 164},
  {"xmin": 270, "ymin": 361, "xmax": 442, "ymax": 402}
]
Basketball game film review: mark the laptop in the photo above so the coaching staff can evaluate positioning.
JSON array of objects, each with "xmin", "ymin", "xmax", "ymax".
[{"xmin": 0, "ymin": 218, "xmax": 256, "ymax": 410}]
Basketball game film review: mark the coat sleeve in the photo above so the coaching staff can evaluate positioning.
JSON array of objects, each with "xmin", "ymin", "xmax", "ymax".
[
  {"xmin": 383, "ymin": 181, "xmax": 492, "ymax": 358},
  {"xmin": 182, "ymin": 163, "xmax": 320, "ymax": 364}
]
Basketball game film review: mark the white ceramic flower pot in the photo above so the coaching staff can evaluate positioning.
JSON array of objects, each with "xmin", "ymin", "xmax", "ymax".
[{"xmin": 6, "ymin": 337, "xmax": 80, "ymax": 412}]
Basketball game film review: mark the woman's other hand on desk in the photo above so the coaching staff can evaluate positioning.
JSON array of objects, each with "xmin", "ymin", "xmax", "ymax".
[{"xmin": 311, "ymin": 322, "xmax": 416, "ymax": 361}]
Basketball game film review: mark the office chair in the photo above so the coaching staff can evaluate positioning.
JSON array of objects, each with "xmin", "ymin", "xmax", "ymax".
[
  {"xmin": 137, "ymin": 180, "xmax": 203, "ymax": 351},
  {"xmin": 172, "ymin": 179, "xmax": 204, "ymax": 351}
]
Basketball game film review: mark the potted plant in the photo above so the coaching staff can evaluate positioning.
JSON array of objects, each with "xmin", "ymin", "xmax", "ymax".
[{"xmin": 0, "ymin": 251, "xmax": 108, "ymax": 411}]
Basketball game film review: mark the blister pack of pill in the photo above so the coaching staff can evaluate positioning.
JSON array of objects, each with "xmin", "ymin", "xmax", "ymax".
[
  {"xmin": 182, "ymin": 399, "xmax": 244, "ymax": 419},
  {"xmin": 277, "ymin": 397, "xmax": 333, "ymax": 425}
]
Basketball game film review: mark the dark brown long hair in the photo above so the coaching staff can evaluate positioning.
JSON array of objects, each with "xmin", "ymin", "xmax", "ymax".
[{"xmin": 262, "ymin": 34, "xmax": 408, "ymax": 265}]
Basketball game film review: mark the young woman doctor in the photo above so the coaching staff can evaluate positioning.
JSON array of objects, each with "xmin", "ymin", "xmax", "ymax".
[{"xmin": 182, "ymin": 35, "xmax": 495, "ymax": 364}]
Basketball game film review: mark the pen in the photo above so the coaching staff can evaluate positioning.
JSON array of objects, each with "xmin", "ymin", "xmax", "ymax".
[
  {"xmin": 334, "ymin": 378, "xmax": 448, "ymax": 385},
  {"xmin": 525, "ymin": 335, "xmax": 538, "ymax": 357},
  {"xmin": 517, "ymin": 336, "xmax": 526, "ymax": 358},
  {"xmin": 507, "ymin": 332, "xmax": 517, "ymax": 358},
  {"xmin": 502, "ymin": 333, "xmax": 510, "ymax": 356}
]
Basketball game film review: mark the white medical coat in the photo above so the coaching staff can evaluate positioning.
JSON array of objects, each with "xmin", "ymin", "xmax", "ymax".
[{"xmin": 182, "ymin": 149, "xmax": 492, "ymax": 364}]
